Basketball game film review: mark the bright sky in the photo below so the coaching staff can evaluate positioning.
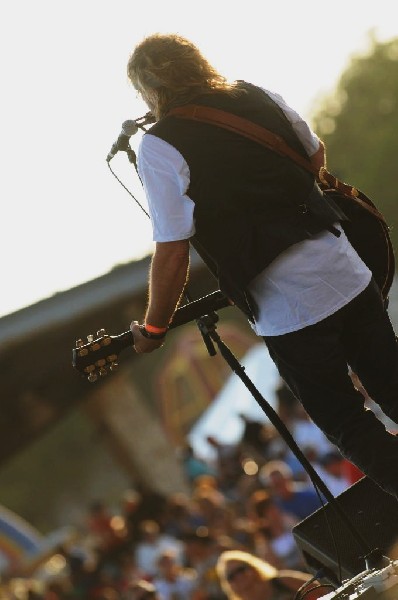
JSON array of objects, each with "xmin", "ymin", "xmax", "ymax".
[{"xmin": 1, "ymin": 1, "xmax": 398, "ymax": 318}]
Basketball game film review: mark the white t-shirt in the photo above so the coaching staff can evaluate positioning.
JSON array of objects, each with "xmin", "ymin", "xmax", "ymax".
[{"xmin": 137, "ymin": 88, "xmax": 371, "ymax": 336}]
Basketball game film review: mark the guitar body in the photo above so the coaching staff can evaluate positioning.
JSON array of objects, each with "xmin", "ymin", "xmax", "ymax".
[{"xmin": 322, "ymin": 188, "xmax": 395, "ymax": 304}]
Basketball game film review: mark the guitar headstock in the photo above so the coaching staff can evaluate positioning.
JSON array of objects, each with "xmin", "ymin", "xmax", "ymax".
[{"xmin": 72, "ymin": 328, "xmax": 133, "ymax": 382}]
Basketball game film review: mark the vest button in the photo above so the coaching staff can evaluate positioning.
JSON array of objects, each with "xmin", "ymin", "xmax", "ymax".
[{"xmin": 299, "ymin": 203, "xmax": 308, "ymax": 214}]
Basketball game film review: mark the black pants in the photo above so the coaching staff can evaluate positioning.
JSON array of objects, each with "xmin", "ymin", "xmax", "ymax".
[{"xmin": 264, "ymin": 279, "xmax": 398, "ymax": 499}]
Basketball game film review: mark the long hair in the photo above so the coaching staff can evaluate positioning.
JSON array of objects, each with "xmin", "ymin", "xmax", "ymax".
[
  {"xmin": 127, "ymin": 33, "xmax": 242, "ymax": 118},
  {"xmin": 216, "ymin": 549, "xmax": 278, "ymax": 600}
]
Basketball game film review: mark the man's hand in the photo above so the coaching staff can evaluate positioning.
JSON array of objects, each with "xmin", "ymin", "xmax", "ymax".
[{"xmin": 130, "ymin": 321, "xmax": 165, "ymax": 354}]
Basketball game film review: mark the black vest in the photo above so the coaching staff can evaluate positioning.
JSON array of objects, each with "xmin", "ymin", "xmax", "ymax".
[{"xmin": 148, "ymin": 82, "xmax": 342, "ymax": 318}]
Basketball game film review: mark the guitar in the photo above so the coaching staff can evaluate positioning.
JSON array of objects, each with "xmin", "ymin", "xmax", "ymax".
[{"xmin": 72, "ymin": 290, "xmax": 231, "ymax": 382}]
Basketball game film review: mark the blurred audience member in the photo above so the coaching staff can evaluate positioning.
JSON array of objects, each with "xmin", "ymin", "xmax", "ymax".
[
  {"xmin": 134, "ymin": 520, "xmax": 183, "ymax": 579},
  {"xmin": 311, "ymin": 451, "xmax": 351, "ymax": 497},
  {"xmin": 120, "ymin": 489, "xmax": 143, "ymax": 549},
  {"xmin": 216, "ymin": 549, "xmax": 329, "ymax": 600},
  {"xmin": 191, "ymin": 481, "xmax": 233, "ymax": 538},
  {"xmin": 86, "ymin": 500, "xmax": 126, "ymax": 562},
  {"xmin": 179, "ymin": 444, "xmax": 217, "ymax": 484},
  {"xmin": 181, "ymin": 530, "xmax": 226, "ymax": 600},
  {"xmin": 273, "ymin": 382, "xmax": 334, "ymax": 479},
  {"xmin": 206, "ymin": 436, "xmax": 243, "ymax": 497},
  {"xmin": 259, "ymin": 460, "xmax": 322, "ymax": 521},
  {"xmin": 239, "ymin": 414, "xmax": 271, "ymax": 460},
  {"xmin": 117, "ymin": 554, "xmax": 144, "ymax": 597},
  {"xmin": 153, "ymin": 548, "xmax": 198, "ymax": 599},
  {"xmin": 247, "ymin": 490, "xmax": 304, "ymax": 570},
  {"xmin": 161, "ymin": 492, "xmax": 205, "ymax": 538}
]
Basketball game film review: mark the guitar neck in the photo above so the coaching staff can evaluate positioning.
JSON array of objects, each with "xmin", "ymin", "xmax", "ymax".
[
  {"xmin": 170, "ymin": 289, "xmax": 231, "ymax": 328},
  {"xmin": 72, "ymin": 290, "xmax": 232, "ymax": 379},
  {"xmin": 118, "ymin": 290, "xmax": 231, "ymax": 352}
]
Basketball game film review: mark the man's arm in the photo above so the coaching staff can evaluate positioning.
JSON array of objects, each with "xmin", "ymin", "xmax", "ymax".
[{"xmin": 131, "ymin": 239, "xmax": 190, "ymax": 353}]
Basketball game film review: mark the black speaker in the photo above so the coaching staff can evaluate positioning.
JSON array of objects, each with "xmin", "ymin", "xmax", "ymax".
[{"xmin": 293, "ymin": 477, "xmax": 398, "ymax": 583}]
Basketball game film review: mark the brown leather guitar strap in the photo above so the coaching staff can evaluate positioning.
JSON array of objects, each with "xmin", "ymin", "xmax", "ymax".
[{"xmin": 168, "ymin": 104, "xmax": 386, "ymax": 224}]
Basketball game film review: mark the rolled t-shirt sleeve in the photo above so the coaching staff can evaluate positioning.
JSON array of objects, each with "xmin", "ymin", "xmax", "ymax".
[
  {"xmin": 137, "ymin": 134, "xmax": 196, "ymax": 242},
  {"xmin": 263, "ymin": 89, "xmax": 320, "ymax": 156}
]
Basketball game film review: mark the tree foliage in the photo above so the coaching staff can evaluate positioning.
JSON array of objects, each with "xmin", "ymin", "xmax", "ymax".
[{"xmin": 312, "ymin": 36, "xmax": 398, "ymax": 252}]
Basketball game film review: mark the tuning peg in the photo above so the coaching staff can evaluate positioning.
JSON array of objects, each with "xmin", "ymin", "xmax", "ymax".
[
  {"xmin": 88, "ymin": 372, "xmax": 98, "ymax": 383},
  {"xmin": 75, "ymin": 338, "xmax": 84, "ymax": 348},
  {"xmin": 87, "ymin": 334, "xmax": 94, "ymax": 343},
  {"xmin": 99, "ymin": 366, "xmax": 108, "ymax": 377},
  {"xmin": 97, "ymin": 328, "xmax": 106, "ymax": 337},
  {"xmin": 109, "ymin": 361, "xmax": 118, "ymax": 371}
]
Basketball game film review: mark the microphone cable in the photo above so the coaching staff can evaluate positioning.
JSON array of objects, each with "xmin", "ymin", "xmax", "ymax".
[
  {"xmin": 105, "ymin": 117, "xmax": 200, "ymax": 311},
  {"xmin": 107, "ymin": 159, "xmax": 150, "ymax": 219}
]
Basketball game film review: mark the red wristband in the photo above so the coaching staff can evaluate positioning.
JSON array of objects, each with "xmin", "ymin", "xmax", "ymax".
[
  {"xmin": 139, "ymin": 325, "xmax": 167, "ymax": 340},
  {"xmin": 145, "ymin": 323, "xmax": 168, "ymax": 334}
]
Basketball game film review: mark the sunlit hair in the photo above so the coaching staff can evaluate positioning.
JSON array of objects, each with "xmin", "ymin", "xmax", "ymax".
[
  {"xmin": 216, "ymin": 549, "xmax": 278, "ymax": 599},
  {"xmin": 127, "ymin": 33, "xmax": 242, "ymax": 119}
]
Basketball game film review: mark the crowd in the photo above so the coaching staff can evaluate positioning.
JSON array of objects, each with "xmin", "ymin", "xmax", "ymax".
[{"xmin": 0, "ymin": 382, "xmax": 367, "ymax": 600}]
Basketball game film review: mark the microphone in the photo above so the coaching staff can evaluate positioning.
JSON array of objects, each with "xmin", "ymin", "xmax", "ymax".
[{"xmin": 106, "ymin": 120, "xmax": 139, "ymax": 162}]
